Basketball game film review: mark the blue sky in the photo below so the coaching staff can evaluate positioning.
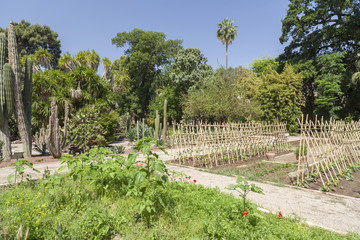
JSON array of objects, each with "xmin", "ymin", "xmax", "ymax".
[{"xmin": 0, "ymin": 0, "xmax": 290, "ymax": 72}]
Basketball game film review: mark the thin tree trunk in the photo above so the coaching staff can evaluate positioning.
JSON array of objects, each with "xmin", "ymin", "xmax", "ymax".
[
  {"xmin": 0, "ymin": 118, "xmax": 12, "ymax": 161},
  {"xmin": 226, "ymin": 43, "xmax": 228, "ymax": 69},
  {"xmin": 8, "ymin": 21, "xmax": 31, "ymax": 158}
]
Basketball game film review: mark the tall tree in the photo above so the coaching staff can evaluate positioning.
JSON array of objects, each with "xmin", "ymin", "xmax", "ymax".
[
  {"xmin": 112, "ymin": 29, "xmax": 182, "ymax": 117},
  {"xmin": 170, "ymin": 48, "xmax": 213, "ymax": 92},
  {"xmin": 315, "ymin": 52, "xmax": 346, "ymax": 119},
  {"xmin": 279, "ymin": 0, "xmax": 360, "ymax": 62},
  {"xmin": 0, "ymin": 19, "xmax": 61, "ymax": 67},
  {"xmin": 258, "ymin": 64, "xmax": 303, "ymax": 133},
  {"xmin": 217, "ymin": 18, "xmax": 238, "ymax": 69}
]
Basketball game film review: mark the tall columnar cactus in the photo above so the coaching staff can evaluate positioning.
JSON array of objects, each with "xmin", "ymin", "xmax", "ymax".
[
  {"xmin": 154, "ymin": 110, "xmax": 160, "ymax": 140},
  {"xmin": 8, "ymin": 21, "xmax": 32, "ymax": 158},
  {"xmin": 23, "ymin": 58, "xmax": 33, "ymax": 135},
  {"xmin": 0, "ymin": 32, "xmax": 13, "ymax": 161},
  {"xmin": 45, "ymin": 99, "xmax": 69, "ymax": 158},
  {"xmin": 162, "ymin": 99, "xmax": 168, "ymax": 143},
  {"xmin": 45, "ymin": 99, "xmax": 61, "ymax": 158}
]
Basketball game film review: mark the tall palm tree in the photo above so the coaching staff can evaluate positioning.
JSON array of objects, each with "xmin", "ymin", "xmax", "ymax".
[{"xmin": 217, "ymin": 18, "xmax": 238, "ymax": 69}]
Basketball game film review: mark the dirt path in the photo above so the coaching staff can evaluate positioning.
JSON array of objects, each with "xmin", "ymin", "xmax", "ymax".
[{"xmin": 1, "ymin": 148, "xmax": 360, "ymax": 235}]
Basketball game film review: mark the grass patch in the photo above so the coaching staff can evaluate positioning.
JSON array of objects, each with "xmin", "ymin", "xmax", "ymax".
[{"xmin": 0, "ymin": 143, "xmax": 358, "ymax": 239}]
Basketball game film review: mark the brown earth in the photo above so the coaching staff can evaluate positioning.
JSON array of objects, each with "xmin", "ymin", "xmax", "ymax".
[{"xmin": 0, "ymin": 154, "xmax": 59, "ymax": 169}]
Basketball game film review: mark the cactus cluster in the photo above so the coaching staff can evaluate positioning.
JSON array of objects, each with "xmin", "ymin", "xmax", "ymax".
[
  {"xmin": 153, "ymin": 100, "xmax": 168, "ymax": 144},
  {"xmin": 0, "ymin": 33, "xmax": 13, "ymax": 161},
  {"xmin": 0, "ymin": 33, "xmax": 14, "ymax": 122},
  {"xmin": 0, "ymin": 21, "xmax": 34, "ymax": 161}
]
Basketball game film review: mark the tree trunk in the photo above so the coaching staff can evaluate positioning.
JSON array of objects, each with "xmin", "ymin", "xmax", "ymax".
[
  {"xmin": 226, "ymin": 43, "xmax": 228, "ymax": 69},
  {"xmin": 0, "ymin": 118, "xmax": 12, "ymax": 161},
  {"xmin": 8, "ymin": 21, "xmax": 31, "ymax": 158}
]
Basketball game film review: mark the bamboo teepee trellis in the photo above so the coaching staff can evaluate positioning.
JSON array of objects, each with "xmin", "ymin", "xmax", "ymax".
[
  {"xmin": 297, "ymin": 115, "xmax": 360, "ymax": 189},
  {"xmin": 169, "ymin": 121, "xmax": 289, "ymax": 168}
]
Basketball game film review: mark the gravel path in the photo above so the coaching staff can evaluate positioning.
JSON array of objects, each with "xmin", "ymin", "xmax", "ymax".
[{"xmin": 1, "ymin": 149, "xmax": 359, "ymax": 235}]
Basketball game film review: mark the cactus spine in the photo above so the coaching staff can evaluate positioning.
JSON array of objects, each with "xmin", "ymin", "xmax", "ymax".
[
  {"xmin": 8, "ymin": 21, "xmax": 32, "ymax": 158},
  {"xmin": 154, "ymin": 110, "xmax": 160, "ymax": 140},
  {"xmin": 162, "ymin": 99, "xmax": 168, "ymax": 143},
  {"xmin": 0, "ymin": 33, "xmax": 13, "ymax": 161}
]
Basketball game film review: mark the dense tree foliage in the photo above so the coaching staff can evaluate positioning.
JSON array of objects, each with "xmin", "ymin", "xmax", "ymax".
[
  {"xmin": 250, "ymin": 57, "xmax": 279, "ymax": 75},
  {"xmin": 112, "ymin": 29, "xmax": 182, "ymax": 117},
  {"xmin": 314, "ymin": 52, "xmax": 346, "ymax": 119},
  {"xmin": 258, "ymin": 64, "xmax": 303, "ymax": 133},
  {"xmin": 170, "ymin": 48, "xmax": 213, "ymax": 92},
  {"xmin": 279, "ymin": 0, "xmax": 360, "ymax": 120},
  {"xmin": 148, "ymin": 48, "xmax": 214, "ymax": 122},
  {"xmin": 0, "ymin": 20, "xmax": 61, "ymax": 66},
  {"xmin": 280, "ymin": 0, "xmax": 360, "ymax": 62},
  {"xmin": 183, "ymin": 67, "xmax": 262, "ymax": 122}
]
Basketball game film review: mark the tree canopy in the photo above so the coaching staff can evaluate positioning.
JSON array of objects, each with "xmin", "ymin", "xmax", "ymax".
[
  {"xmin": 0, "ymin": 20, "xmax": 61, "ymax": 66},
  {"xmin": 280, "ymin": 0, "xmax": 360, "ymax": 62},
  {"xmin": 112, "ymin": 29, "xmax": 183, "ymax": 117}
]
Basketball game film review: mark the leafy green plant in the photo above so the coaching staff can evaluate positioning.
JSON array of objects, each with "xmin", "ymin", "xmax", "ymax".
[
  {"xmin": 226, "ymin": 176, "xmax": 264, "ymax": 212},
  {"xmin": 7, "ymin": 159, "xmax": 40, "ymax": 183},
  {"xmin": 109, "ymin": 145, "xmax": 125, "ymax": 154},
  {"xmin": 295, "ymin": 145, "xmax": 307, "ymax": 156},
  {"xmin": 129, "ymin": 137, "xmax": 169, "ymax": 227}
]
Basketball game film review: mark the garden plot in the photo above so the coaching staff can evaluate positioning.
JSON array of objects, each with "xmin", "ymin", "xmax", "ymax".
[
  {"xmin": 296, "ymin": 115, "xmax": 360, "ymax": 192},
  {"xmin": 169, "ymin": 122, "xmax": 291, "ymax": 168}
]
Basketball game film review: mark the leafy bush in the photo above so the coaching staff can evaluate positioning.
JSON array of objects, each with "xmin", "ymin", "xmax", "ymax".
[{"xmin": 67, "ymin": 104, "xmax": 119, "ymax": 153}]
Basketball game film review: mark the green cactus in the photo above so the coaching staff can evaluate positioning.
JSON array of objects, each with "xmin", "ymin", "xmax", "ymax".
[
  {"xmin": 0, "ymin": 33, "xmax": 13, "ymax": 161},
  {"xmin": 23, "ymin": 58, "xmax": 33, "ymax": 130},
  {"xmin": 0, "ymin": 33, "xmax": 5, "ymax": 123},
  {"xmin": 154, "ymin": 110, "xmax": 160, "ymax": 140},
  {"xmin": 162, "ymin": 99, "xmax": 168, "ymax": 142},
  {"xmin": 7, "ymin": 21, "xmax": 32, "ymax": 158},
  {"xmin": 3, "ymin": 64, "xmax": 14, "ymax": 117}
]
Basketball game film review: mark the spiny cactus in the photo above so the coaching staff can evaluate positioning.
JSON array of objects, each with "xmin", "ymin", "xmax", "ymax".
[
  {"xmin": 0, "ymin": 33, "xmax": 6, "ymax": 123},
  {"xmin": 8, "ymin": 21, "xmax": 32, "ymax": 158},
  {"xmin": 162, "ymin": 99, "xmax": 168, "ymax": 143},
  {"xmin": 23, "ymin": 58, "xmax": 33, "ymax": 133},
  {"xmin": 0, "ymin": 33, "xmax": 13, "ymax": 161},
  {"xmin": 154, "ymin": 110, "xmax": 160, "ymax": 140},
  {"xmin": 45, "ymin": 99, "xmax": 69, "ymax": 158},
  {"xmin": 3, "ymin": 64, "xmax": 13, "ymax": 117}
]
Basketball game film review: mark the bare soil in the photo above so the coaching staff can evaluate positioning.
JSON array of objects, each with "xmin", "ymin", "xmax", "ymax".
[
  {"xmin": 0, "ymin": 154, "xmax": 59, "ymax": 168},
  {"xmin": 306, "ymin": 171, "xmax": 360, "ymax": 198},
  {"xmin": 177, "ymin": 148, "xmax": 360, "ymax": 199}
]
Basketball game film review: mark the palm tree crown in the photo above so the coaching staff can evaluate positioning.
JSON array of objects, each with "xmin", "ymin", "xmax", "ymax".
[{"xmin": 217, "ymin": 18, "xmax": 238, "ymax": 68}]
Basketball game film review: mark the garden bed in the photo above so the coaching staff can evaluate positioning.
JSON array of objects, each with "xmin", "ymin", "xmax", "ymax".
[{"xmin": 208, "ymin": 158, "xmax": 360, "ymax": 198}]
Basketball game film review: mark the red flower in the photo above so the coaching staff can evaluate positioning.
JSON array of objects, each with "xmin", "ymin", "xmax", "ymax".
[
  {"xmin": 242, "ymin": 211, "xmax": 248, "ymax": 216},
  {"xmin": 193, "ymin": 180, "xmax": 197, "ymax": 183},
  {"xmin": 140, "ymin": 163, "xmax": 143, "ymax": 166},
  {"xmin": 278, "ymin": 212, "xmax": 282, "ymax": 218}
]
